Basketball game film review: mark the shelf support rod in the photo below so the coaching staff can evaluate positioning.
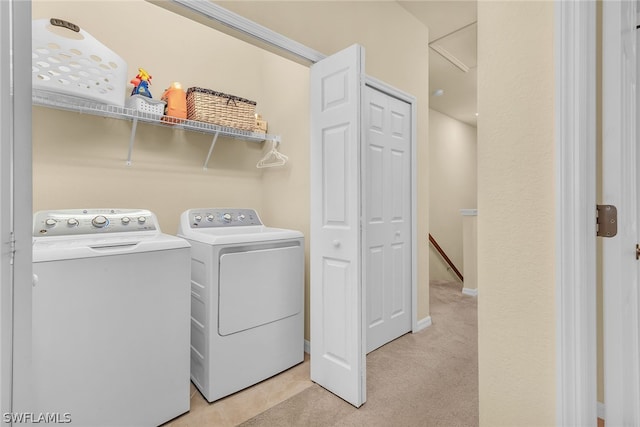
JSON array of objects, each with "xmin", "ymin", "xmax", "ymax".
[
  {"xmin": 126, "ymin": 116, "xmax": 139, "ymax": 166},
  {"xmin": 203, "ymin": 131, "xmax": 220, "ymax": 170}
]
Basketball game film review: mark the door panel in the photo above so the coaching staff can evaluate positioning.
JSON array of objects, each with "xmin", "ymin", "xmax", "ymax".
[
  {"xmin": 321, "ymin": 258, "xmax": 351, "ymax": 367},
  {"xmin": 310, "ymin": 44, "xmax": 365, "ymax": 408},
  {"xmin": 391, "ymin": 242, "xmax": 406, "ymax": 317},
  {"xmin": 364, "ymin": 85, "xmax": 412, "ymax": 354},
  {"xmin": 323, "ymin": 126, "xmax": 349, "ymax": 224},
  {"xmin": 368, "ymin": 246, "xmax": 384, "ymax": 326}
]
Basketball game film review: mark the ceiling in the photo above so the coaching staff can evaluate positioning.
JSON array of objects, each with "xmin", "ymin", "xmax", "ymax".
[{"xmin": 398, "ymin": 1, "xmax": 477, "ymax": 127}]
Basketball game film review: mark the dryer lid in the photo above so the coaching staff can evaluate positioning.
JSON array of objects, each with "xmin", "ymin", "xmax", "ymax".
[{"xmin": 177, "ymin": 208, "xmax": 303, "ymax": 244}]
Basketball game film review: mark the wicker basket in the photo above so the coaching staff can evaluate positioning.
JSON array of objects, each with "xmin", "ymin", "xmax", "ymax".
[{"xmin": 186, "ymin": 87, "xmax": 257, "ymax": 131}]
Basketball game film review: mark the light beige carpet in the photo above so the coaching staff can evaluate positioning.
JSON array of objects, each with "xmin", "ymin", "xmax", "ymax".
[{"xmin": 240, "ymin": 280, "xmax": 478, "ymax": 427}]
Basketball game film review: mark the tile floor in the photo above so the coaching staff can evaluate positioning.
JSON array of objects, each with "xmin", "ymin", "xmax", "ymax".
[{"xmin": 163, "ymin": 354, "xmax": 312, "ymax": 427}]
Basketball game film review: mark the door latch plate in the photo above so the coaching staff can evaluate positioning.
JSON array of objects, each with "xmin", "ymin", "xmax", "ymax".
[{"xmin": 596, "ymin": 204, "xmax": 617, "ymax": 237}]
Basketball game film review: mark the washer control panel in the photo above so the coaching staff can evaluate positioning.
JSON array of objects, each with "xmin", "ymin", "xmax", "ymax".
[
  {"xmin": 34, "ymin": 209, "xmax": 157, "ymax": 236},
  {"xmin": 187, "ymin": 208, "xmax": 262, "ymax": 228}
]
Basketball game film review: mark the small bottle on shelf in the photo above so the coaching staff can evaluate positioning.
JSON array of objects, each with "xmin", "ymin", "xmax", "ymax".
[{"xmin": 161, "ymin": 82, "xmax": 187, "ymax": 124}]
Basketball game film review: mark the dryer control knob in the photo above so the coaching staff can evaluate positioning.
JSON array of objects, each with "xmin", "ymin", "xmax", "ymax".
[
  {"xmin": 92, "ymin": 215, "xmax": 108, "ymax": 228},
  {"xmin": 137, "ymin": 216, "xmax": 146, "ymax": 224},
  {"xmin": 45, "ymin": 218, "xmax": 56, "ymax": 227},
  {"xmin": 121, "ymin": 217, "xmax": 131, "ymax": 225},
  {"xmin": 67, "ymin": 218, "xmax": 79, "ymax": 227},
  {"xmin": 194, "ymin": 215, "xmax": 202, "ymax": 222},
  {"xmin": 223, "ymin": 213, "xmax": 232, "ymax": 222},
  {"xmin": 238, "ymin": 214, "xmax": 246, "ymax": 221},
  {"xmin": 206, "ymin": 214, "xmax": 214, "ymax": 222}
]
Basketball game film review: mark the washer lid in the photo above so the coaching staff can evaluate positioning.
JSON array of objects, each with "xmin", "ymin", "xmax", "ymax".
[{"xmin": 33, "ymin": 232, "xmax": 190, "ymax": 262}]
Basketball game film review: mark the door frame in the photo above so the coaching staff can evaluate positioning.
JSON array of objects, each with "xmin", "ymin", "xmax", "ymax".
[
  {"xmin": 1, "ymin": 0, "xmax": 33, "ymax": 423},
  {"xmin": 555, "ymin": 0, "xmax": 597, "ymax": 424},
  {"xmin": 364, "ymin": 76, "xmax": 419, "ymax": 334},
  {"xmin": 556, "ymin": 0, "xmax": 640, "ymax": 423}
]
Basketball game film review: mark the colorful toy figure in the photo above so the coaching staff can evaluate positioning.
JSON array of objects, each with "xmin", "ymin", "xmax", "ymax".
[{"xmin": 130, "ymin": 68, "xmax": 153, "ymax": 98}]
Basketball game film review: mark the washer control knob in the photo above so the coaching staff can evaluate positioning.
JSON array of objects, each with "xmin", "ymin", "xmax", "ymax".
[
  {"xmin": 238, "ymin": 214, "xmax": 246, "ymax": 221},
  {"xmin": 67, "ymin": 218, "xmax": 79, "ymax": 227},
  {"xmin": 121, "ymin": 217, "xmax": 131, "ymax": 225},
  {"xmin": 206, "ymin": 214, "xmax": 214, "ymax": 222},
  {"xmin": 137, "ymin": 216, "xmax": 146, "ymax": 224},
  {"xmin": 45, "ymin": 218, "xmax": 57, "ymax": 227},
  {"xmin": 92, "ymin": 215, "xmax": 108, "ymax": 228},
  {"xmin": 223, "ymin": 213, "xmax": 232, "ymax": 222},
  {"xmin": 194, "ymin": 215, "xmax": 202, "ymax": 222}
]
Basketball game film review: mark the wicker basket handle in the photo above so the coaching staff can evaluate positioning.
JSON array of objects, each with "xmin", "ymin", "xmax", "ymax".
[{"xmin": 225, "ymin": 96, "xmax": 238, "ymax": 107}]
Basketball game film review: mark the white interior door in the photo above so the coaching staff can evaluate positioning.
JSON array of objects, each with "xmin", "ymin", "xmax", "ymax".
[
  {"xmin": 602, "ymin": 0, "xmax": 640, "ymax": 424},
  {"xmin": 363, "ymin": 85, "xmax": 412, "ymax": 354},
  {"xmin": 310, "ymin": 44, "xmax": 366, "ymax": 407}
]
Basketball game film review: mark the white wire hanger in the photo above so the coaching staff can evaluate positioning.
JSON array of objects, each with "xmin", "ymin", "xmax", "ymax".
[{"xmin": 257, "ymin": 137, "xmax": 288, "ymax": 168}]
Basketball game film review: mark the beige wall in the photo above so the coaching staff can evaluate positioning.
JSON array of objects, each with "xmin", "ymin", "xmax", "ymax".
[
  {"xmin": 429, "ymin": 108, "xmax": 477, "ymax": 283},
  {"xmin": 477, "ymin": 1, "xmax": 556, "ymax": 425},
  {"xmin": 32, "ymin": 0, "xmax": 430, "ymax": 340}
]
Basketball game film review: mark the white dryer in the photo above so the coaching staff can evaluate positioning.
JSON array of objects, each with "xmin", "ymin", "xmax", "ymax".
[
  {"xmin": 31, "ymin": 209, "xmax": 191, "ymax": 427},
  {"xmin": 177, "ymin": 208, "xmax": 304, "ymax": 402}
]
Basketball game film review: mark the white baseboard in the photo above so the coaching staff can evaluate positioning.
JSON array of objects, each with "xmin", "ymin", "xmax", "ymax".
[
  {"xmin": 598, "ymin": 401, "xmax": 605, "ymax": 420},
  {"xmin": 462, "ymin": 287, "xmax": 478, "ymax": 297},
  {"xmin": 304, "ymin": 339, "xmax": 310, "ymax": 355},
  {"xmin": 414, "ymin": 316, "xmax": 432, "ymax": 332}
]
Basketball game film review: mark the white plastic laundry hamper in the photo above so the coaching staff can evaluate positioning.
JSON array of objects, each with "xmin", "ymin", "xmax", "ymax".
[{"xmin": 32, "ymin": 18, "xmax": 128, "ymax": 107}]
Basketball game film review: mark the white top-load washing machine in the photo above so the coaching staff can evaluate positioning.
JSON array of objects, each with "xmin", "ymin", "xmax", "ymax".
[
  {"xmin": 31, "ymin": 209, "xmax": 191, "ymax": 427},
  {"xmin": 177, "ymin": 208, "xmax": 304, "ymax": 402}
]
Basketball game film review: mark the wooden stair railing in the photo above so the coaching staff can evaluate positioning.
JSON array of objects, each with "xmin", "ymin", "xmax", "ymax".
[{"xmin": 428, "ymin": 233, "xmax": 464, "ymax": 282}]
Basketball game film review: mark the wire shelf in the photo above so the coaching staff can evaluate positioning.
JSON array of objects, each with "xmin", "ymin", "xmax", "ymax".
[{"xmin": 32, "ymin": 90, "xmax": 273, "ymax": 142}]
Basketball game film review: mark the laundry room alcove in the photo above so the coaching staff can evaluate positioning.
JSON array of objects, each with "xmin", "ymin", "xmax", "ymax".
[
  {"xmin": 29, "ymin": 0, "xmax": 433, "ymax": 412},
  {"xmin": 31, "ymin": 0, "xmax": 312, "ymax": 254}
]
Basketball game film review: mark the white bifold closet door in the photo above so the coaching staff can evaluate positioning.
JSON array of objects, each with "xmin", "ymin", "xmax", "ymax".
[
  {"xmin": 310, "ymin": 44, "xmax": 413, "ymax": 408},
  {"xmin": 310, "ymin": 44, "xmax": 366, "ymax": 408},
  {"xmin": 363, "ymin": 86, "xmax": 412, "ymax": 354}
]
